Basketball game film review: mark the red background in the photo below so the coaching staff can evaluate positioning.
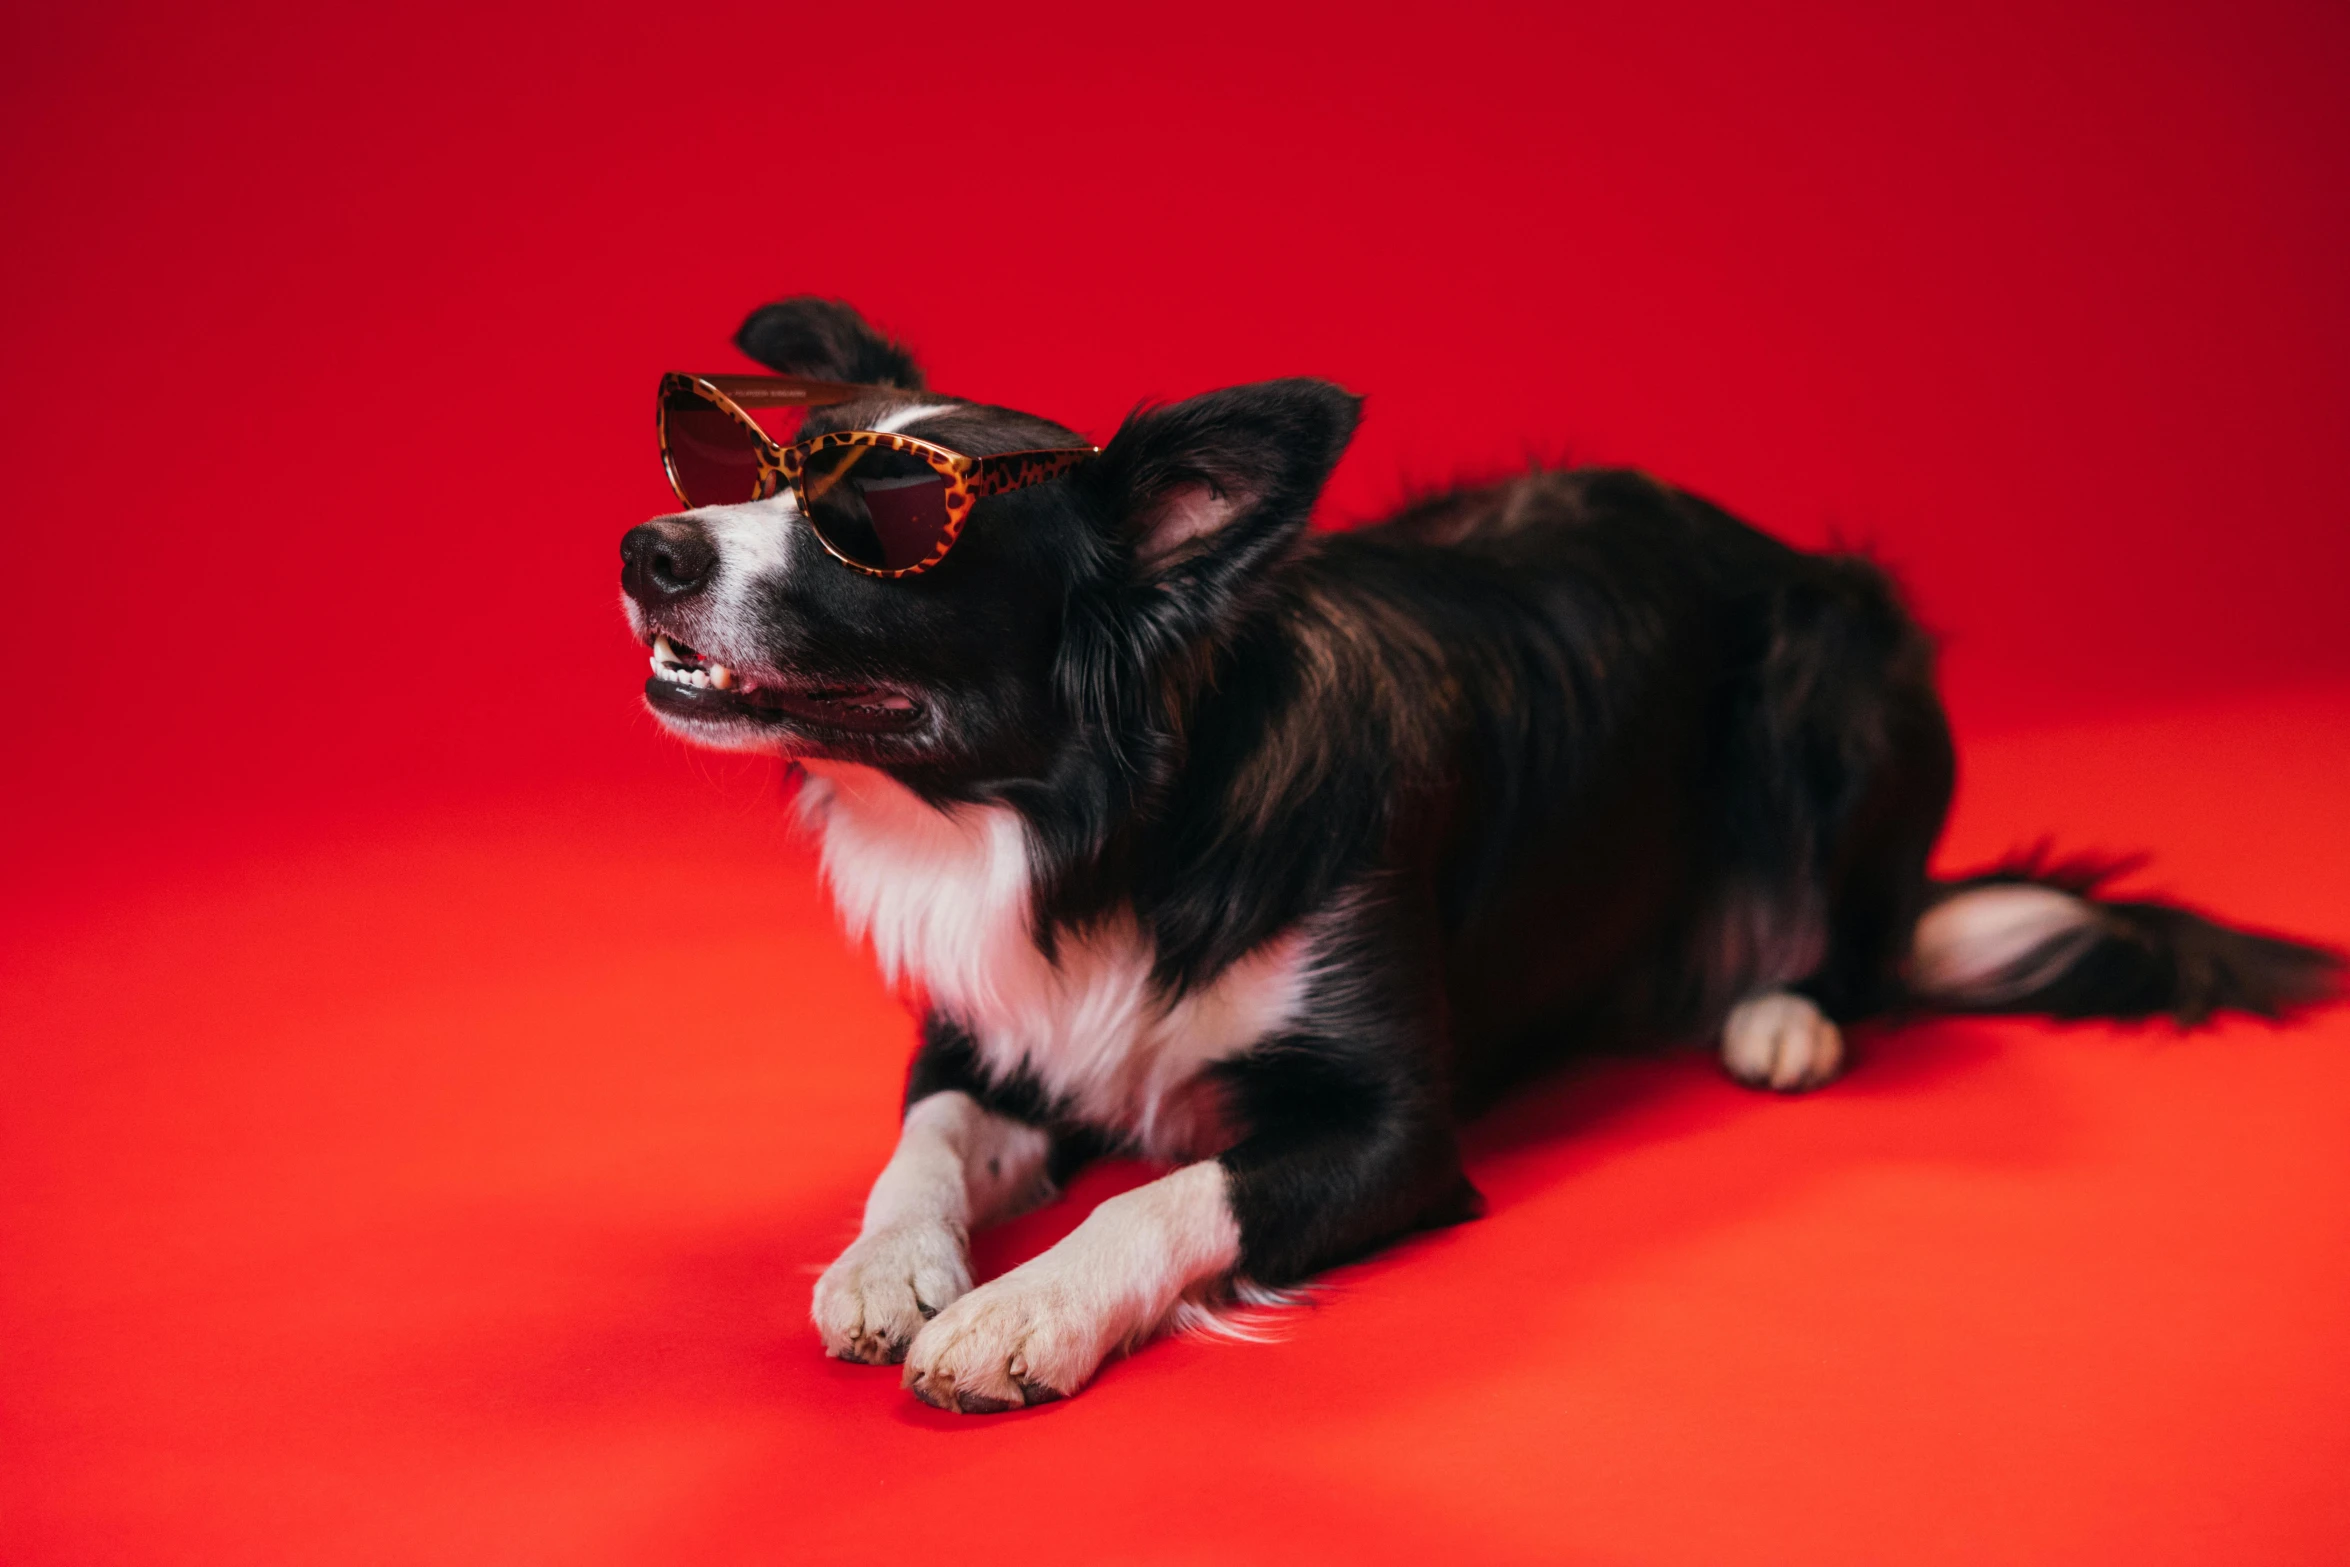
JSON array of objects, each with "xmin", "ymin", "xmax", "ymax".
[{"xmin": 5, "ymin": 2, "xmax": 2347, "ymax": 1562}]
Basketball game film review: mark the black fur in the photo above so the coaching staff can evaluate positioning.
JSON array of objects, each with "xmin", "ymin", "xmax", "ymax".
[
  {"xmin": 637, "ymin": 297, "xmax": 2345, "ymax": 1297},
  {"xmin": 735, "ymin": 297, "xmax": 927, "ymax": 390},
  {"xmin": 904, "ymin": 1015, "xmax": 1109, "ymax": 1192},
  {"xmin": 1930, "ymin": 852, "xmax": 2342, "ymax": 1024}
]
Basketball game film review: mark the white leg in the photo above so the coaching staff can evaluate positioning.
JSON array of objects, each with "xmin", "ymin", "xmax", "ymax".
[
  {"xmin": 811, "ymin": 1090, "xmax": 1052, "ymax": 1365},
  {"xmin": 902, "ymin": 1159, "xmax": 1241, "ymax": 1413},
  {"xmin": 1721, "ymin": 989, "xmax": 1845, "ymax": 1091}
]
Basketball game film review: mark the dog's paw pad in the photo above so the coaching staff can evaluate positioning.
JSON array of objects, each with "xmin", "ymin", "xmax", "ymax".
[
  {"xmin": 1721, "ymin": 991, "xmax": 1844, "ymax": 1092},
  {"xmin": 812, "ymin": 1225, "xmax": 971, "ymax": 1366}
]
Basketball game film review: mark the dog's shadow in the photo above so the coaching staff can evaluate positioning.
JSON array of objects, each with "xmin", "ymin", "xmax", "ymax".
[
  {"xmin": 1064, "ymin": 1015, "xmax": 2090, "ymax": 1420},
  {"xmin": 970, "ymin": 1014, "xmax": 2065, "ymax": 1278},
  {"xmin": 1465, "ymin": 1012, "xmax": 2048, "ymax": 1167}
]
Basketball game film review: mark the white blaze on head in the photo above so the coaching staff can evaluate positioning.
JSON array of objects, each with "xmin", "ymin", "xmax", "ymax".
[
  {"xmin": 868, "ymin": 403, "xmax": 956, "ymax": 435},
  {"xmin": 668, "ymin": 491, "xmax": 798, "ymax": 660}
]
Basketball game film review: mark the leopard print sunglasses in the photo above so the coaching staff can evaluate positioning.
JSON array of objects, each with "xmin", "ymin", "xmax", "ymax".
[{"xmin": 657, "ymin": 372, "xmax": 1097, "ymax": 578}]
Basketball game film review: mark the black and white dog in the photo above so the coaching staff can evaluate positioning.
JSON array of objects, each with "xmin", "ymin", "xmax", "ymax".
[{"xmin": 619, "ymin": 297, "xmax": 2339, "ymax": 1413}]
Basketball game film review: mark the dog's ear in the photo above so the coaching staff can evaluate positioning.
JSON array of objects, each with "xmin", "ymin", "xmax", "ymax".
[
  {"xmin": 733, "ymin": 297, "xmax": 927, "ymax": 390},
  {"xmin": 1090, "ymin": 379, "xmax": 1360, "ymax": 589}
]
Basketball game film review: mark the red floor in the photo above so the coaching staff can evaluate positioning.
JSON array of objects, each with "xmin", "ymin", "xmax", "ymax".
[
  {"xmin": 8, "ymin": 3, "xmax": 2350, "ymax": 1558},
  {"xmin": 6, "ymin": 684, "xmax": 2346, "ymax": 1565}
]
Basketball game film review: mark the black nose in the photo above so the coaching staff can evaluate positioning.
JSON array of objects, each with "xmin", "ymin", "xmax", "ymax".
[{"xmin": 620, "ymin": 519, "xmax": 718, "ymax": 607}]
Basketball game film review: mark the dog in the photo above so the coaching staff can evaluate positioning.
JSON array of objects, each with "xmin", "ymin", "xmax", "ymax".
[{"xmin": 619, "ymin": 296, "xmax": 2341, "ymax": 1413}]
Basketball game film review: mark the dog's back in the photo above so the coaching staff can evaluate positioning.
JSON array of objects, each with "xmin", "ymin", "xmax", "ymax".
[{"xmin": 1162, "ymin": 466, "xmax": 1949, "ymax": 1101}]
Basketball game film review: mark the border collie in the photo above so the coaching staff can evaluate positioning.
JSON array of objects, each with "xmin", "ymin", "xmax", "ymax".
[{"xmin": 619, "ymin": 297, "xmax": 2340, "ymax": 1413}]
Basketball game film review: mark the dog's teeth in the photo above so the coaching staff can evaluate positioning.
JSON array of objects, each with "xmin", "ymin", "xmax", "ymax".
[
  {"xmin": 709, "ymin": 664, "xmax": 735, "ymax": 691},
  {"xmin": 650, "ymin": 645, "xmax": 705, "ymax": 688}
]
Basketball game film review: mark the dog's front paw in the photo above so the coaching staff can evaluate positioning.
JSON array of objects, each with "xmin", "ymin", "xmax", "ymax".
[
  {"xmin": 1721, "ymin": 990, "xmax": 1844, "ymax": 1091},
  {"xmin": 812, "ymin": 1225, "xmax": 971, "ymax": 1365},
  {"xmin": 900, "ymin": 1270, "xmax": 1107, "ymax": 1414}
]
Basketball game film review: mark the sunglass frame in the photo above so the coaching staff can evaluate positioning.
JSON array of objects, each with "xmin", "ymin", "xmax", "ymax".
[{"xmin": 656, "ymin": 372, "xmax": 1097, "ymax": 579}]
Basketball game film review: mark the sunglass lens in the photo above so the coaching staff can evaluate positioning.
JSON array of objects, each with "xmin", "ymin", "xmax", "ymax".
[
  {"xmin": 798, "ymin": 443, "xmax": 953, "ymax": 572},
  {"xmin": 662, "ymin": 399, "xmax": 767, "ymax": 508}
]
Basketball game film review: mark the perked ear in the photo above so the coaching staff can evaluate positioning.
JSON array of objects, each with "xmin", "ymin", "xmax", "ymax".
[
  {"xmin": 1091, "ymin": 379, "xmax": 1361, "ymax": 580},
  {"xmin": 733, "ymin": 297, "xmax": 927, "ymax": 391}
]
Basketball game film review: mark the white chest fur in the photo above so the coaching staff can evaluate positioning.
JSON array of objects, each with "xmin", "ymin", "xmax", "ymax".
[{"xmin": 797, "ymin": 762, "xmax": 1307, "ymax": 1155}]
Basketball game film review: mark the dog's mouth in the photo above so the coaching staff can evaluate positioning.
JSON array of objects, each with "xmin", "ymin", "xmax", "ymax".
[{"xmin": 643, "ymin": 633, "xmax": 925, "ymax": 735}]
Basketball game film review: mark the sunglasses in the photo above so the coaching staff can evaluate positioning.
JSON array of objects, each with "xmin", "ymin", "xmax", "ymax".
[{"xmin": 658, "ymin": 372, "xmax": 1098, "ymax": 578}]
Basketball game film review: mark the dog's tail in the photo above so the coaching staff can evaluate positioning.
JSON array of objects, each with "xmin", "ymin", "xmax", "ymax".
[{"xmin": 1905, "ymin": 850, "xmax": 2343, "ymax": 1025}]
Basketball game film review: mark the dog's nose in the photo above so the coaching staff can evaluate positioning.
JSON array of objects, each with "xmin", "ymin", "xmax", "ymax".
[{"xmin": 621, "ymin": 519, "xmax": 718, "ymax": 606}]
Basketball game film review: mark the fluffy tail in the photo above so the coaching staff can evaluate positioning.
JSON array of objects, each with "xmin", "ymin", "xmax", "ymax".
[{"xmin": 1907, "ymin": 850, "xmax": 2343, "ymax": 1025}]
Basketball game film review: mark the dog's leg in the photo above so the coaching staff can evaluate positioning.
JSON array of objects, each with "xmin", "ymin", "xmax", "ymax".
[
  {"xmin": 903, "ymin": 1031, "xmax": 1471, "ymax": 1412},
  {"xmin": 812, "ymin": 1089, "xmax": 1052, "ymax": 1365},
  {"xmin": 901, "ymin": 1159, "xmax": 1239, "ymax": 1413},
  {"xmin": 1720, "ymin": 989, "xmax": 1845, "ymax": 1091}
]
